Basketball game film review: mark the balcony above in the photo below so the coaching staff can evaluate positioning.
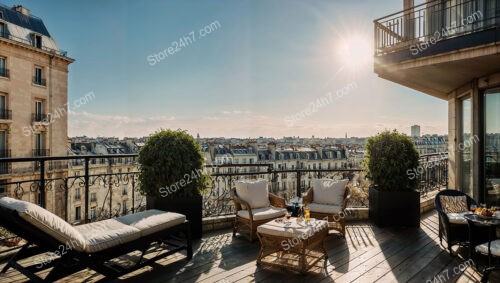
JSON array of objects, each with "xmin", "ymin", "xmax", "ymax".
[
  {"xmin": 32, "ymin": 76, "xmax": 46, "ymax": 86},
  {"xmin": 374, "ymin": 0, "xmax": 500, "ymax": 99},
  {"xmin": 32, "ymin": 113, "xmax": 47, "ymax": 123},
  {"xmin": 32, "ymin": 149, "xmax": 49, "ymax": 157},
  {"xmin": 0, "ymin": 109, "xmax": 11, "ymax": 120},
  {"xmin": 0, "ymin": 68, "xmax": 9, "ymax": 79}
]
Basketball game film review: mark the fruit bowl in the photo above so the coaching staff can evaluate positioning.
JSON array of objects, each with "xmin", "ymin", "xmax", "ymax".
[{"xmin": 475, "ymin": 208, "xmax": 494, "ymax": 217}]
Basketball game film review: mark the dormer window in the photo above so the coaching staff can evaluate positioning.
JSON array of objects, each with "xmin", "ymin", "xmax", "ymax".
[
  {"xmin": 0, "ymin": 22, "xmax": 6, "ymax": 38},
  {"xmin": 32, "ymin": 34, "xmax": 42, "ymax": 49}
]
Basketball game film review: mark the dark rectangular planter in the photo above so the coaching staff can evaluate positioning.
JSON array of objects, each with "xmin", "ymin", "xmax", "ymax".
[
  {"xmin": 147, "ymin": 195, "xmax": 202, "ymax": 239},
  {"xmin": 369, "ymin": 186, "xmax": 420, "ymax": 227}
]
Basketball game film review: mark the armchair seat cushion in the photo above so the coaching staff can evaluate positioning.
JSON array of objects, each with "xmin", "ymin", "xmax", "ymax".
[
  {"xmin": 475, "ymin": 239, "xmax": 500, "ymax": 257},
  {"xmin": 308, "ymin": 203, "xmax": 343, "ymax": 214},
  {"xmin": 75, "ymin": 219, "xmax": 141, "ymax": 253},
  {"xmin": 235, "ymin": 179, "xmax": 270, "ymax": 209},
  {"xmin": 312, "ymin": 179, "xmax": 348, "ymax": 205},
  {"xmin": 117, "ymin": 209, "xmax": 186, "ymax": 237},
  {"xmin": 446, "ymin": 212, "xmax": 469, "ymax": 224},
  {"xmin": 237, "ymin": 207, "xmax": 287, "ymax": 221}
]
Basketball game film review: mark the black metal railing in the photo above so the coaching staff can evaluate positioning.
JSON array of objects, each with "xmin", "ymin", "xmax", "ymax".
[
  {"xmin": 417, "ymin": 152, "xmax": 448, "ymax": 196},
  {"xmin": 0, "ymin": 108, "xmax": 11, "ymax": 120},
  {"xmin": 32, "ymin": 112, "xmax": 48, "ymax": 123},
  {"xmin": 33, "ymin": 76, "xmax": 46, "ymax": 86},
  {"xmin": 0, "ymin": 154, "xmax": 143, "ymax": 225},
  {"xmin": 202, "ymin": 163, "xmax": 365, "ymax": 217},
  {"xmin": 0, "ymin": 152, "xmax": 449, "ymax": 221},
  {"xmin": 0, "ymin": 149, "xmax": 10, "ymax": 174},
  {"xmin": 374, "ymin": 0, "xmax": 499, "ymax": 55},
  {"xmin": 0, "ymin": 68, "xmax": 9, "ymax": 78},
  {"xmin": 0, "ymin": 30, "xmax": 68, "ymax": 57}
]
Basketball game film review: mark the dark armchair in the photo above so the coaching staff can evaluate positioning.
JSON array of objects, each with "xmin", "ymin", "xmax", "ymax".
[{"xmin": 435, "ymin": 189, "xmax": 478, "ymax": 255}]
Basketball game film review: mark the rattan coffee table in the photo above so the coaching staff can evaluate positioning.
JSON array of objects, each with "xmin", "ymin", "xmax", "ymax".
[{"xmin": 256, "ymin": 218, "xmax": 329, "ymax": 274}]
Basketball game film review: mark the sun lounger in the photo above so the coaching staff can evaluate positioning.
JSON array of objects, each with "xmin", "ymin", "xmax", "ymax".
[{"xmin": 0, "ymin": 197, "xmax": 192, "ymax": 282}]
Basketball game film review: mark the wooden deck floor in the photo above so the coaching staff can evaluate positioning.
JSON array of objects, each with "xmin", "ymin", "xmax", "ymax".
[{"xmin": 1, "ymin": 211, "xmax": 498, "ymax": 282}]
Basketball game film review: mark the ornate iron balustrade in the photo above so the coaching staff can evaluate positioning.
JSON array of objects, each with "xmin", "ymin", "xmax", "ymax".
[
  {"xmin": 417, "ymin": 152, "xmax": 449, "ymax": 196},
  {"xmin": 202, "ymin": 163, "xmax": 366, "ymax": 218},
  {"xmin": 0, "ymin": 154, "xmax": 143, "ymax": 225},
  {"xmin": 0, "ymin": 152, "xmax": 449, "ymax": 222}
]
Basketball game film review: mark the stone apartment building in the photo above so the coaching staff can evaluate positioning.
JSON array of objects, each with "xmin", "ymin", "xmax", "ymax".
[
  {"xmin": 0, "ymin": 5, "xmax": 73, "ymax": 216},
  {"xmin": 203, "ymin": 141, "xmax": 350, "ymax": 200}
]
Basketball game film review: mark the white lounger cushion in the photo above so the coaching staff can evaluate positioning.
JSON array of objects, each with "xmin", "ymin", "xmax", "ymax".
[
  {"xmin": 308, "ymin": 203, "xmax": 343, "ymax": 214},
  {"xmin": 237, "ymin": 207, "xmax": 287, "ymax": 221},
  {"xmin": 0, "ymin": 197, "xmax": 86, "ymax": 250},
  {"xmin": 74, "ymin": 219, "xmax": 141, "ymax": 253},
  {"xmin": 0, "ymin": 197, "xmax": 188, "ymax": 254},
  {"xmin": 475, "ymin": 239, "xmax": 500, "ymax": 257},
  {"xmin": 117, "ymin": 209, "xmax": 186, "ymax": 237},
  {"xmin": 312, "ymin": 179, "xmax": 348, "ymax": 205}
]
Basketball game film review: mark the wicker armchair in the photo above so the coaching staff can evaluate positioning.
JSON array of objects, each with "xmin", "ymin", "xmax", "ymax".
[
  {"xmin": 435, "ymin": 189, "xmax": 478, "ymax": 255},
  {"xmin": 303, "ymin": 179, "xmax": 350, "ymax": 236},
  {"xmin": 231, "ymin": 183, "xmax": 287, "ymax": 242}
]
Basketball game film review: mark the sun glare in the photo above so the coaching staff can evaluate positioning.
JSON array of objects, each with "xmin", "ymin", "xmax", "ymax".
[{"xmin": 336, "ymin": 35, "xmax": 373, "ymax": 72}]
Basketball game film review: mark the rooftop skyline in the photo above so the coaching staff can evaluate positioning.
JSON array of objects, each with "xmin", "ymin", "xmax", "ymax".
[{"xmin": 4, "ymin": 0, "xmax": 447, "ymax": 138}]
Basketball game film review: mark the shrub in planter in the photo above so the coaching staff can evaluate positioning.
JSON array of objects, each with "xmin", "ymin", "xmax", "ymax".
[
  {"xmin": 362, "ymin": 130, "xmax": 420, "ymax": 227},
  {"xmin": 139, "ymin": 129, "xmax": 207, "ymax": 238}
]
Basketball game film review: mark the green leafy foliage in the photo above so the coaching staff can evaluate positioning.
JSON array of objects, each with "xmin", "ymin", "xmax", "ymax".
[
  {"xmin": 138, "ymin": 129, "xmax": 206, "ymax": 198},
  {"xmin": 362, "ymin": 130, "xmax": 420, "ymax": 191}
]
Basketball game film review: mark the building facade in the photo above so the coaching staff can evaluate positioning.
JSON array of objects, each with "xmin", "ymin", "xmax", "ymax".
[
  {"xmin": 375, "ymin": 0, "xmax": 500, "ymax": 205},
  {"xmin": 0, "ymin": 5, "xmax": 73, "ymax": 216},
  {"xmin": 203, "ymin": 141, "xmax": 350, "ymax": 201}
]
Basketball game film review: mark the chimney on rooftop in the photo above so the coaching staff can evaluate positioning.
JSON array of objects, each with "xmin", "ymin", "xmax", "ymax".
[
  {"xmin": 12, "ymin": 5, "xmax": 30, "ymax": 16},
  {"xmin": 267, "ymin": 142, "xmax": 276, "ymax": 161}
]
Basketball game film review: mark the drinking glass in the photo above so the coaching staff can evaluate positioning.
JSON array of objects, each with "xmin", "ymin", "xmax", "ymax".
[
  {"xmin": 470, "ymin": 204, "xmax": 477, "ymax": 213},
  {"xmin": 304, "ymin": 207, "xmax": 311, "ymax": 225},
  {"xmin": 284, "ymin": 212, "xmax": 291, "ymax": 225}
]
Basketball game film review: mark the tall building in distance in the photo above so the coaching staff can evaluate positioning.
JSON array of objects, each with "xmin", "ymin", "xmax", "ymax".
[
  {"xmin": 0, "ymin": 4, "xmax": 73, "ymax": 215},
  {"xmin": 411, "ymin": 125, "xmax": 420, "ymax": 138}
]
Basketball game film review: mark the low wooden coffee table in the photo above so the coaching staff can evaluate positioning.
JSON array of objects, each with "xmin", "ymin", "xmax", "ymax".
[{"xmin": 256, "ymin": 218, "xmax": 329, "ymax": 274}]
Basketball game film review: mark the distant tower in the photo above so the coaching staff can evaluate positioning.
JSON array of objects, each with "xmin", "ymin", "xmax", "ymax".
[
  {"xmin": 411, "ymin": 125, "xmax": 421, "ymax": 137},
  {"xmin": 345, "ymin": 132, "xmax": 347, "ymax": 139}
]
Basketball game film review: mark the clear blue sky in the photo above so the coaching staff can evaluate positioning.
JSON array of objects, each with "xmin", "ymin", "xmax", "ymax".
[{"xmin": 4, "ymin": 0, "xmax": 446, "ymax": 138}]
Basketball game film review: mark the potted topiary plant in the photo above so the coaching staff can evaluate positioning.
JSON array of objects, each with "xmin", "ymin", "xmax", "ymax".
[
  {"xmin": 139, "ymin": 129, "xmax": 207, "ymax": 239},
  {"xmin": 363, "ymin": 130, "xmax": 420, "ymax": 227}
]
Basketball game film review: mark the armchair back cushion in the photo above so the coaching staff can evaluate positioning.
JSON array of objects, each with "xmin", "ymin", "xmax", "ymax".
[
  {"xmin": 0, "ymin": 197, "xmax": 86, "ymax": 249},
  {"xmin": 439, "ymin": 195, "xmax": 468, "ymax": 213},
  {"xmin": 235, "ymin": 179, "xmax": 270, "ymax": 209},
  {"xmin": 312, "ymin": 179, "xmax": 348, "ymax": 206}
]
